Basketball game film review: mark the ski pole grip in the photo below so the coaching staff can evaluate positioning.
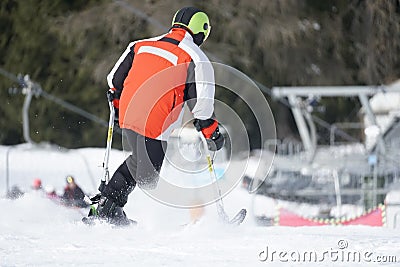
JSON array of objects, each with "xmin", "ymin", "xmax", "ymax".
[{"xmin": 107, "ymin": 90, "xmax": 114, "ymax": 102}]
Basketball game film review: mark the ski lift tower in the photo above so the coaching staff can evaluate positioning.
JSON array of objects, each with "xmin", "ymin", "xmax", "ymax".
[
  {"xmin": 270, "ymin": 85, "xmax": 400, "ymax": 160},
  {"xmin": 271, "ymin": 85, "xmax": 400, "ymax": 208}
]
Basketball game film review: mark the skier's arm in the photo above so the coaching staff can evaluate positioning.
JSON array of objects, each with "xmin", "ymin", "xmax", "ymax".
[
  {"xmin": 106, "ymin": 42, "xmax": 136, "ymax": 106},
  {"xmin": 184, "ymin": 60, "xmax": 224, "ymax": 151},
  {"xmin": 184, "ymin": 59, "xmax": 215, "ymax": 119}
]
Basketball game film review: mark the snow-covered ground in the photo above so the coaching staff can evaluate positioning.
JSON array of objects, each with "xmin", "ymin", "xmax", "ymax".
[{"xmin": 1, "ymin": 144, "xmax": 400, "ymax": 266}]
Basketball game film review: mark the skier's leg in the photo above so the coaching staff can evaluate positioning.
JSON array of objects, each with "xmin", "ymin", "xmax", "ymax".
[
  {"xmin": 135, "ymin": 133, "xmax": 167, "ymax": 190},
  {"xmin": 97, "ymin": 160, "xmax": 136, "ymax": 221},
  {"xmin": 96, "ymin": 129, "xmax": 166, "ymax": 222},
  {"xmin": 100, "ymin": 160, "xmax": 136, "ymax": 206},
  {"xmin": 96, "ymin": 130, "xmax": 139, "ymax": 221}
]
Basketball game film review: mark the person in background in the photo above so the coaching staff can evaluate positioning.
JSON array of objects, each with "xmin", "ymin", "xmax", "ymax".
[
  {"xmin": 62, "ymin": 175, "xmax": 88, "ymax": 208},
  {"xmin": 44, "ymin": 185, "xmax": 59, "ymax": 200},
  {"xmin": 31, "ymin": 178, "xmax": 43, "ymax": 191},
  {"xmin": 6, "ymin": 185, "xmax": 24, "ymax": 199}
]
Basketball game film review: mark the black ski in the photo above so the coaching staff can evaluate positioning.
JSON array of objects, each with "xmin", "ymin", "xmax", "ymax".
[
  {"xmin": 228, "ymin": 208, "xmax": 247, "ymax": 225},
  {"xmin": 216, "ymin": 203, "xmax": 247, "ymax": 225},
  {"xmin": 81, "ymin": 200, "xmax": 137, "ymax": 227},
  {"xmin": 82, "ymin": 215, "xmax": 137, "ymax": 227}
]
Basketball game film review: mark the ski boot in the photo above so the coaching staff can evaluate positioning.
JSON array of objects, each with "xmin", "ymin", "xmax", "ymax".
[{"xmin": 83, "ymin": 195, "xmax": 137, "ymax": 226}]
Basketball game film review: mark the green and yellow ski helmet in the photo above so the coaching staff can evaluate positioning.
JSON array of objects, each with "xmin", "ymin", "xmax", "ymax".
[{"xmin": 172, "ymin": 7, "xmax": 211, "ymax": 46}]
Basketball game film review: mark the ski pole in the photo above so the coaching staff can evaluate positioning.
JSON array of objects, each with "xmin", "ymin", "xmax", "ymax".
[
  {"xmin": 199, "ymin": 133, "xmax": 230, "ymax": 222},
  {"xmin": 98, "ymin": 93, "xmax": 116, "ymax": 192},
  {"xmin": 84, "ymin": 91, "xmax": 115, "ymax": 205},
  {"xmin": 199, "ymin": 132, "xmax": 247, "ymax": 225}
]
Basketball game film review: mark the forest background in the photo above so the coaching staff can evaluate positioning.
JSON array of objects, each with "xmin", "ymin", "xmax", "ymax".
[{"xmin": 1, "ymin": 0, "xmax": 399, "ymax": 149}]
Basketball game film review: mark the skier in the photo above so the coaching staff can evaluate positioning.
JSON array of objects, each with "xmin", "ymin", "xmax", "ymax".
[
  {"xmin": 94, "ymin": 6, "xmax": 224, "ymax": 224},
  {"xmin": 62, "ymin": 175, "xmax": 88, "ymax": 208},
  {"xmin": 31, "ymin": 178, "xmax": 43, "ymax": 191},
  {"xmin": 6, "ymin": 185, "xmax": 24, "ymax": 199}
]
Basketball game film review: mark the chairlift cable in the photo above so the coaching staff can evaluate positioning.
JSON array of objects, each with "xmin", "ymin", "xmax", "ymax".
[{"xmin": 0, "ymin": 67, "xmax": 109, "ymax": 128}]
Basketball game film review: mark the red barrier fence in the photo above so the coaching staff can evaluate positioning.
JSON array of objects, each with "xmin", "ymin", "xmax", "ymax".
[{"xmin": 275, "ymin": 204, "xmax": 386, "ymax": 226}]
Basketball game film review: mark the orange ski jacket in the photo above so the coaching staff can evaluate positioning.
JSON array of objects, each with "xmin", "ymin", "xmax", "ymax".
[{"xmin": 107, "ymin": 27, "xmax": 215, "ymax": 140}]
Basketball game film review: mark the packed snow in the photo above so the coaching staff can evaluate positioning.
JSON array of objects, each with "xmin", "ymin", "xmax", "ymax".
[{"xmin": 1, "ymin": 144, "xmax": 400, "ymax": 266}]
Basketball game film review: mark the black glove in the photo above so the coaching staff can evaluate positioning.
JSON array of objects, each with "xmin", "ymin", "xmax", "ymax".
[
  {"xmin": 107, "ymin": 88, "xmax": 120, "ymax": 126},
  {"xmin": 206, "ymin": 127, "xmax": 224, "ymax": 151},
  {"xmin": 194, "ymin": 118, "xmax": 225, "ymax": 151}
]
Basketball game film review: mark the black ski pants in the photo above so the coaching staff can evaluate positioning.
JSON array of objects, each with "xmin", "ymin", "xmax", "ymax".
[{"xmin": 102, "ymin": 129, "xmax": 167, "ymax": 207}]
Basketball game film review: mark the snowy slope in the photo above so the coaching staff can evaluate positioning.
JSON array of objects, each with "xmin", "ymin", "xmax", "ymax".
[{"xmin": 1, "ymin": 145, "xmax": 400, "ymax": 266}]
